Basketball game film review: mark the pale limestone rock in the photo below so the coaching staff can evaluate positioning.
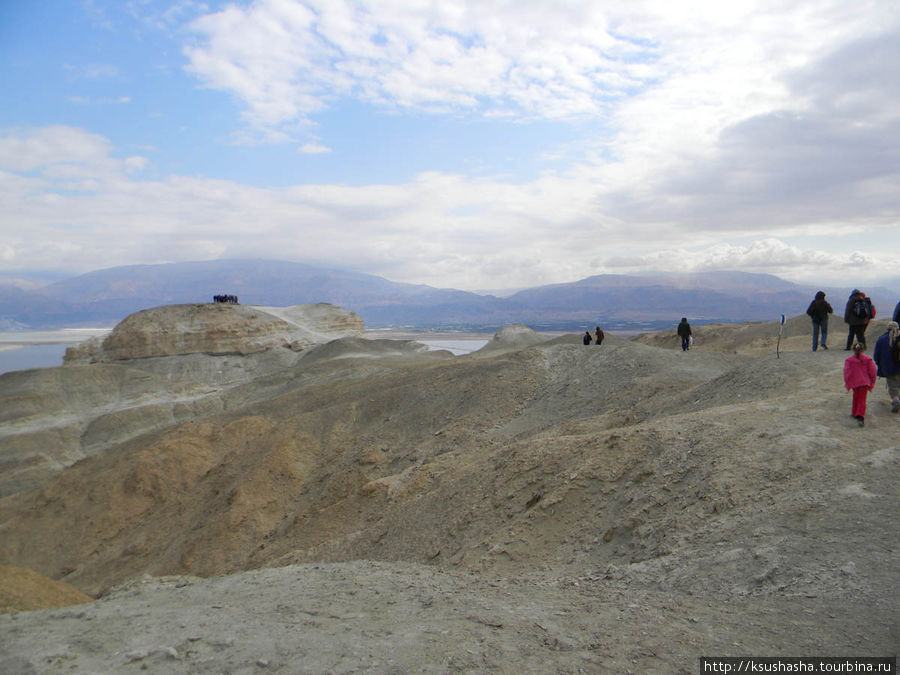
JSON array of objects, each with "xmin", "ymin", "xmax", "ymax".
[
  {"xmin": 65, "ymin": 303, "xmax": 363, "ymax": 363},
  {"xmin": 474, "ymin": 323, "xmax": 545, "ymax": 355}
]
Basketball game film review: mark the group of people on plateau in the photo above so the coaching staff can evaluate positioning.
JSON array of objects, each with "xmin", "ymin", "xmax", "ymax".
[{"xmin": 583, "ymin": 326, "xmax": 605, "ymax": 346}]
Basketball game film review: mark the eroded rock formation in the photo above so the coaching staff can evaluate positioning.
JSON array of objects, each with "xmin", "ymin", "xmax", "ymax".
[{"xmin": 64, "ymin": 302, "xmax": 364, "ymax": 363}]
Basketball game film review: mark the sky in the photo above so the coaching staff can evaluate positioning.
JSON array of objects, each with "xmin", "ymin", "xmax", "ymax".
[{"xmin": 1, "ymin": 0, "xmax": 898, "ymax": 292}]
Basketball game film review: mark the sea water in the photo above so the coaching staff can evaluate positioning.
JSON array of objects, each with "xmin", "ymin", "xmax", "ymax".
[
  {"xmin": 415, "ymin": 338, "xmax": 489, "ymax": 355},
  {"xmin": 0, "ymin": 331, "xmax": 489, "ymax": 376},
  {"xmin": 0, "ymin": 329, "xmax": 111, "ymax": 376}
]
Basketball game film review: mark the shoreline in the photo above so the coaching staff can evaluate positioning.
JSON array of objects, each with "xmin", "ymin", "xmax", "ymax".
[{"xmin": 0, "ymin": 328, "xmax": 112, "ymax": 349}]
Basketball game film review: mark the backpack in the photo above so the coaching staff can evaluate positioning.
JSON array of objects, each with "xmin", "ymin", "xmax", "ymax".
[
  {"xmin": 893, "ymin": 338, "xmax": 900, "ymax": 364},
  {"xmin": 852, "ymin": 298, "xmax": 871, "ymax": 320}
]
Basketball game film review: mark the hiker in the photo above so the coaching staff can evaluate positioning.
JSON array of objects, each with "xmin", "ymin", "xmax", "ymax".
[
  {"xmin": 893, "ymin": 300, "xmax": 900, "ymax": 324},
  {"xmin": 583, "ymin": 331, "xmax": 592, "ymax": 346},
  {"xmin": 806, "ymin": 291, "xmax": 833, "ymax": 351},
  {"xmin": 843, "ymin": 342, "xmax": 877, "ymax": 427},
  {"xmin": 844, "ymin": 289, "xmax": 874, "ymax": 350},
  {"xmin": 677, "ymin": 317, "xmax": 692, "ymax": 351},
  {"xmin": 595, "ymin": 326, "xmax": 604, "ymax": 345},
  {"xmin": 872, "ymin": 321, "xmax": 900, "ymax": 414}
]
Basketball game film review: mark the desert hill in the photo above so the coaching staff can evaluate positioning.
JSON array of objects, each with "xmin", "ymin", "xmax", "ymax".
[{"xmin": 0, "ymin": 307, "xmax": 897, "ymax": 672}]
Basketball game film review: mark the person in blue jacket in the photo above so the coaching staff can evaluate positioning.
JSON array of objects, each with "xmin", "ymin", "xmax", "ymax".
[{"xmin": 872, "ymin": 321, "xmax": 900, "ymax": 413}]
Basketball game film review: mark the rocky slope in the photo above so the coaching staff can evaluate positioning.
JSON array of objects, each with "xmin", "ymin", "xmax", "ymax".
[
  {"xmin": 0, "ymin": 313, "xmax": 897, "ymax": 673},
  {"xmin": 0, "ymin": 303, "xmax": 366, "ymax": 497}
]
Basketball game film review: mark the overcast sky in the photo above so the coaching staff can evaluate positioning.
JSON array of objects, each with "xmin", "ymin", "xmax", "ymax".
[{"xmin": 1, "ymin": 0, "xmax": 898, "ymax": 291}]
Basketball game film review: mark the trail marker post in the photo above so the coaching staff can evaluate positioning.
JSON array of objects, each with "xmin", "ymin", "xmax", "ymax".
[{"xmin": 777, "ymin": 314, "xmax": 785, "ymax": 358}]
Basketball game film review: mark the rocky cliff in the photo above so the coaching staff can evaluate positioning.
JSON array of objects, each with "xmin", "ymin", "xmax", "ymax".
[{"xmin": 64, "ymin": 302, "xmax": 364, "ymax": 363}]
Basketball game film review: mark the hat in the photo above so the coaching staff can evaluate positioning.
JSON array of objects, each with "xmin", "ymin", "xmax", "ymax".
[{"xmin": 889, "ymin": 321, "xmax": 899, "ymax": 331}]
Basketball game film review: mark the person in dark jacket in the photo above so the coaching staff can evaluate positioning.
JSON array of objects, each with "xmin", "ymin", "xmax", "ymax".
[
  {"xmin": 872, "ymin": 321, "xmax": 900, "ymax": 413},
  {"xmin": 806, "ymin": 291, "xmax": 833, "ymax": 351},
  {"xmin": 844, "ymin": 289, "xmax": 874, "ymax": 350},
  {"xmin": 583, "ymin": 331, "xmax": 592, "ymax": 345},
  {"xmin": 677, "ymin": 317, "xmax": 692, "ymax": 351},
  {"xmin": 594, "ymin": 326, "xmax": 604, "ymax": 345},
  {"xmin": 893, "ymin": 300, "xmax": 900, "ymax": 324}
]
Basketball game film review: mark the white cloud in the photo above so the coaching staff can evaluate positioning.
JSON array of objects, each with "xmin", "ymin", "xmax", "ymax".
[
  {"xmin": 68, "ymin": 96, "xmax": 132, "ymax": 105},
  {"xmin": 4, "ymin": 0, "xmax": 900, "ymax": 292},
  {"xmin": 298, "ymin": 143, "xmax": 331, "ymax": 154},
  {"xmin": 64, "ymin": 63, "xmax": 120, "ymax": 79},
  {"xmin": 603, "ymin": 239, "xmax": 898, "ymax": 287},
  {"xmin": 183, "ymin": 0, "xmax": 655, "ymax": 139},
  {"xmin": 0, "ymin": 126, "xmax": 115, "ymax": 172},
  {"xmin": 2, "ymin": 124, "xmax": 897, "ymax": 290}
]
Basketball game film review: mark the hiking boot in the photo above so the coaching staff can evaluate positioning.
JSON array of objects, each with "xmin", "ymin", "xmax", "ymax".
[
  {"xmin": 857, "ymin": 416, "xmax": 865, "ymax": 427},
  {"xmin": 892, "ymin": 400, "xmax": 900, "ymax": 413},
  {"xmin": 821, "ymin": 345, "xmax": 828, "ymax": 350}
]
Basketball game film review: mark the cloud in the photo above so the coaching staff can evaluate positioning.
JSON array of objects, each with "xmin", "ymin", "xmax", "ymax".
[
  {"xmin": 68, "ymin": 96, "xmax": 132, "ymax": 105},
  {"xmin": 603, "ymin": 239, "xmax": 891, "ymax": 284},
  {"xmin": 590, "ymin": 7, "xmax": 900, "ymax": 240},
  {"xmin": 4, "ymin": 0, "xmax": 900, "ymax": 294},
  {"xmin": 3, "ymin": 124, "xmax": 896, "ymax": 291},
  {"xmin": 183, "ymin": 0, "xmax": 655, "ymax": 139},
  {"xmin": 298, "ymin": 143, "xmax": 331, "ymax": 154},
  {"xmin": 0, "ymin": 126, "xmax": 115, "ymax": 172},
  {"xmin": 63, "ymin": 63, "xmax": 120, "ymax": 79}
]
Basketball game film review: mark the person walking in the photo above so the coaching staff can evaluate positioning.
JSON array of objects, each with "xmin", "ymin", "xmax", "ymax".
[
  {"xmin": 677, "ymin": 317, "xmax": 692, "ymax": 352},
  {"xmin": 872, "ymin": 321, "xmax": 900, "ymax": 413},
  {"xmin": 806, "ymin": 291, "xmax": 833, "ymax": 351},
  {"xmin": 583, "ymin": 331, "xmax": 592, "ymax": 346},
  {"xmin": 594, "ymin": 326, "xmax": 605, "ymax": 345},
  {"xmin": 844, "ymin": 289, "xmax": 874, "ymax": 350},
  {"xmin": 843, "ymin": 342, "xmax": 877, "ymax": 426}
]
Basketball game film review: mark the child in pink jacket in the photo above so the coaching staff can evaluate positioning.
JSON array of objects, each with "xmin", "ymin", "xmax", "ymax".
[{"xmin": 843, "ymin": 343, "xmax": 877, "ymax": 426}]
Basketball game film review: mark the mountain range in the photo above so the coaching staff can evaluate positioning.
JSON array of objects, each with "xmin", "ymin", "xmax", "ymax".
[{"xmin": 1, "ymin": 259, "xmax": 897, "ymax": 331}]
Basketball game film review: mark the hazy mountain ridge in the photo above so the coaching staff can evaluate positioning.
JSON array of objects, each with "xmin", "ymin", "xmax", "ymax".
[{"xmin": 1, "ymin": 260, "xmax": 896, "ymax": 329}]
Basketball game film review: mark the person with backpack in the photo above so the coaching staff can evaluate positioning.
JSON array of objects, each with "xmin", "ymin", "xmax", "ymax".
[
  {"xmin": 872, "ymin": 321, "xmax": 900, "ymax": 413},
  {"xmin": 843, "ymin": 342, "xmax": 877, "ymax": 426},
  {"xmin": 594, "ymin": 326, "xmax": 604, "ymax": 345},
  {"xmin": 583, "ymin": 331, "xmax": 592, "ymax": 346},
  {"xmin": 806, "ymin": 291, "xmax": 833, "ymax": 351},
  {"xmin": 677, "ymin": 317, "xmax": 692, "ymax": 351},
  {"xmin": 844, "ymin": 289, "xmax": 874, "ymax": 350}
]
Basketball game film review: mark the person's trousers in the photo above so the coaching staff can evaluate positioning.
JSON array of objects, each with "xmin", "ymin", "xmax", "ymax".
[
  {"xmin": 846, "ymin": 324, "xmax": 867, "ymax": 350},
  {"xmin": 886, "ymin": 374, "xmax": 900, "ymax": 400},
  {"xmin": 812, "ymin": 319, "xmax": 828, "ymax": 350},
  {"xmin": 851, "ymin": 386, "xmax": 869, "ymax": 418}
]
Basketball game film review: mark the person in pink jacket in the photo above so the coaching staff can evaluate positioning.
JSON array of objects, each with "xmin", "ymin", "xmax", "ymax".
[{"xmin": 843, "ymin": 342, "xmax": 877, "ymax": 426}]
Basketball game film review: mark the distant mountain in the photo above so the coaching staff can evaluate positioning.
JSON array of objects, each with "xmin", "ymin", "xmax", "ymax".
[
  {"xmin": 1, "ymin": 260, "xmax": 897, "ymax": 330},
  {"xmin": 1, "ymin": 260, "xmax": 504, "ymax": 329}
]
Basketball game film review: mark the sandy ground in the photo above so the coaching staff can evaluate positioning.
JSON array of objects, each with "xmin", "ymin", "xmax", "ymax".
[{"xmin": 0, "ymin": 317, "xmax": 897, "ymax": 673}]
